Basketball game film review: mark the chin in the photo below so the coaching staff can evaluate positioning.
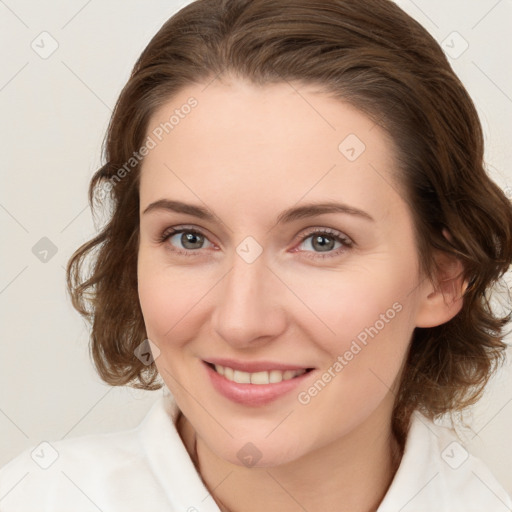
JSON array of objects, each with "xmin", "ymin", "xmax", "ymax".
[{"xmin": 206, "ymin": 435, "xmax": 307, "ymax": 469}]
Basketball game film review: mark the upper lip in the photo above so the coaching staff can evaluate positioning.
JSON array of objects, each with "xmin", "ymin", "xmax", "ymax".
[{"xmin": 204, "ymin": 358, "xmax": 314, "ymax": 373}]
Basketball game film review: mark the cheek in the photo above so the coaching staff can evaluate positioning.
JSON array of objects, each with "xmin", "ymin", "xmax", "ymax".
[
  {"xmin": 290, "ymin": 277, "xmax": 415, "ymax": 446},
  {"xmin": 137, "ymin": 251, "xmax": 203, "ymax": 342},
  {"xmin": 288, "ymin": 260, "xmax": 415, "ymax": 349},
  {"xmin": 288, "ymin": 256, "xmax": 418, "ymax": 412}
]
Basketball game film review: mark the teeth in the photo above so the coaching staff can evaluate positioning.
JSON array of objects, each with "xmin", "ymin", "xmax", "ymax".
[
  {"xmin": 212, "ymin": 364, "xmax": 307, "ymax": 385},
  {"xmin": 233, "ymin": 370, "xmax": 251, "ymax": 384},
  {"xmin": 269, "ymin": 370, "xmax": 283, "ymax": 383},
  {"xmin": 251, "ymin": 371, "xmax": 270, "ymax": 384},
  {"xmin": 224, "ymin": 366, "xmax": 234, "ymax": 381}
]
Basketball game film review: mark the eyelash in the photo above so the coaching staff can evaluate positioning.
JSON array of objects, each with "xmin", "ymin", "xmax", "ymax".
[{"xmin": 157, "ymin": 226, "xmax": 353, "ymax": 260}]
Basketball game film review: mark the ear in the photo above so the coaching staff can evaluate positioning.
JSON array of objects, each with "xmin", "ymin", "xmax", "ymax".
[{"xmin": 415, "ymin": 238, "xmax": 468, "ymax": 328}]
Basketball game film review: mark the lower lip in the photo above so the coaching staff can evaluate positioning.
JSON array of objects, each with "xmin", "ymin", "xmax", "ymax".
[{"xmin": 203, "ymin": 361, "xmax": 314, "ymax": 406}]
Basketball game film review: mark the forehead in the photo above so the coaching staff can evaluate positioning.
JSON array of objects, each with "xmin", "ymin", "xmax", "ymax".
[{"xmin": 139, "ymin": 78, "xmax": 407, "ymax": 224}]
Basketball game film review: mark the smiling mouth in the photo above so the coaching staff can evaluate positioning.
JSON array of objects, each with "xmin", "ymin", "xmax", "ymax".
[{"xmin": 205, "ymin": 362, "xmax": 314, "ymax": 385}]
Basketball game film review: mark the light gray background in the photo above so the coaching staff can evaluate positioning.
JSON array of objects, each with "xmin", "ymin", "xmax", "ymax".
[{"xmin": 1, "ymin": 0, "xmax": 511, "ymax": 494}]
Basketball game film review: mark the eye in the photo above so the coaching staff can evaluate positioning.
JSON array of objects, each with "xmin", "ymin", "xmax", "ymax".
[
  {"xmin": 294, "ymin": 228, "xmax": 353, "ymax": 259},
  {"xmin": 158, "ymin": 226, "xmax": 215, "ymax": 256},
  {"xmin": 157, "ymin": 225, "xmax": 353, "ymax": 260}
]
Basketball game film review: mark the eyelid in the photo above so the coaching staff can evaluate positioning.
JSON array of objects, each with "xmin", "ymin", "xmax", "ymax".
[
  {"xmin": 159, "ymin": 224, "xmax": 212, "ymax": 243},
  {"xmin": 295, "ymin": 226, "xmax": 353, "ymax": 245}
]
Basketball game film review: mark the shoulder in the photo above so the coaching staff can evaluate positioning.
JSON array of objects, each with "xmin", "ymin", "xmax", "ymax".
[
  {"xmin": 378, "ymin": 412, "xmax": 512, "ymax": 512},
  {"xmin": 0, "ymin": 395, "xmax": 183, "ymax": 512}
]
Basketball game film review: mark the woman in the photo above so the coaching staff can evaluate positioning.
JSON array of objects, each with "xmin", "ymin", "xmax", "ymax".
[{"xmin": 1, "ymin": 0, "xmax": 511, "ymax": 510}]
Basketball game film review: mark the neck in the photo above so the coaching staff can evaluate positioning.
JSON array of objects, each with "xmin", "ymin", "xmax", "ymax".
[{"xmin": 178, "ymin": 403, "xmax": 402, "ymax": 512}]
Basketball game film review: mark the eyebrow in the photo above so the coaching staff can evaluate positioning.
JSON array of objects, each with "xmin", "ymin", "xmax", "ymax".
[{"xmin": 142, "ymin": 199, "xmax": 374, "ymax": 223}]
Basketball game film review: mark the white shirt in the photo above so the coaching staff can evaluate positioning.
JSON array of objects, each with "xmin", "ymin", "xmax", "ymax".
[{"xmin": 1, "ymin": 391, "xmax": 510, "ymax": 512}]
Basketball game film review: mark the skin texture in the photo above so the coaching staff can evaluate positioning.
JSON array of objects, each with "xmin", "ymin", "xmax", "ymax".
[{"xmin": 137, "ymin": 77, "xmax": 464, "ymax": 512}]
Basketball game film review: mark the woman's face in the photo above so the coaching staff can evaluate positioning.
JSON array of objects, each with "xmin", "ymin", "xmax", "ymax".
[{"xmin": 137, "ymin": 77, "xmax": 430, "ymax": 467}]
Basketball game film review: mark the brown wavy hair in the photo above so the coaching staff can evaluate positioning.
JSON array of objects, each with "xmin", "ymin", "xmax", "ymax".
[{"xmin": 66, "ymin": 0, "xmax": 512, "ymax": 445}]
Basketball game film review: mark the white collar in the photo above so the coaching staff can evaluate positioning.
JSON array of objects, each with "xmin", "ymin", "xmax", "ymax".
[{"xmin": 377, "ymin": 411, "xmax": 511, "ymax": 511}]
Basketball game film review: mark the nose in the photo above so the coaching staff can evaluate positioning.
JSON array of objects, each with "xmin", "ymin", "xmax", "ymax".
[{"xmin": 211, "ymin": 251, "xmax": 288, "ymax": 348}]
